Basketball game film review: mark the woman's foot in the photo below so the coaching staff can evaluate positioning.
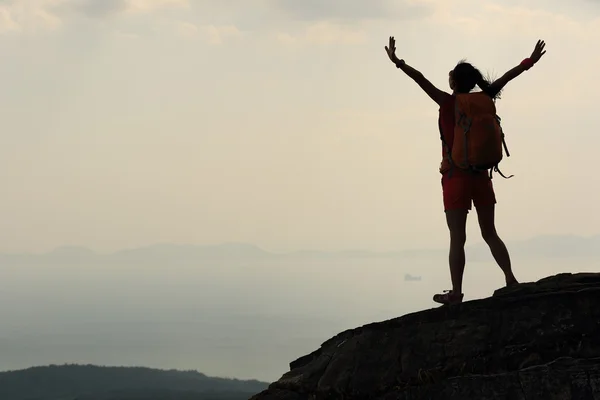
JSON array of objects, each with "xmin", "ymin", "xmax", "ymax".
[{"xmin": 433, "ymin": 290, "xmax": 464, "ymax": 305}]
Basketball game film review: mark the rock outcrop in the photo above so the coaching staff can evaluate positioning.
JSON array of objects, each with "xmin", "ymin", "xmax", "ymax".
[{"xmin": 251, "ymin": 273, "xmax": 600, "ymax": 400}]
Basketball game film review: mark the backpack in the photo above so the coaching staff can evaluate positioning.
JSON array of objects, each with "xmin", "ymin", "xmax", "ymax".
[{"xmin": 443, "ymin": 91, "xmax": 512, "ymax": 179}]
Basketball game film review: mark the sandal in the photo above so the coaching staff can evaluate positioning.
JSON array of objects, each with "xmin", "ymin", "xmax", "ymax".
[{"xmin": 433, "ymin": 290, "xmax": 464, "ymax": 305}]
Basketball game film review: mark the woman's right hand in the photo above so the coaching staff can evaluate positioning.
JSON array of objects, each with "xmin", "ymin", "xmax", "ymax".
[{"xmin": 385, "ymin": 36, "xmax": 401, "ymax": 65}]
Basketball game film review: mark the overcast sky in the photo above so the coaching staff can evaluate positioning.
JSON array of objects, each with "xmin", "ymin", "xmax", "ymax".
[{"xmin": 0, "ymin": 0, "xmax": 599, "ymax": 253}]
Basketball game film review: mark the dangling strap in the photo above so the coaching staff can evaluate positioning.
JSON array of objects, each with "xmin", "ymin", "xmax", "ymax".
[
  {"xmin": 492, "ymin": 114, "xmax": 513, "ymax": 179},
  {"xmin": 490, "ymin": 165, "xmax": 514, "ymax": 179}
]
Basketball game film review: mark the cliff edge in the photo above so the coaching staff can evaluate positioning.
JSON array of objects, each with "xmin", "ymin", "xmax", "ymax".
[{"xmin": 251, "ymin": 272, "xmax": 600, "ymax": 400}]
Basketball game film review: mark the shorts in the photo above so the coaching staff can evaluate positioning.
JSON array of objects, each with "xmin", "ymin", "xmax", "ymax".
[{"xmin": 441, "ymin": 171, "xmax": 497, "ymax": 211}]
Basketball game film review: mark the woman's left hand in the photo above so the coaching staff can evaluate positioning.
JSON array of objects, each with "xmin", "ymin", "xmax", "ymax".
[{"xmin": 530, "ymin": 40, "xmax": 546, "ymax": 64}]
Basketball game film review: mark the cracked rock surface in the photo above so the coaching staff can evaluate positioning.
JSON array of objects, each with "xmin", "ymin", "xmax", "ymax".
[{"xmin": 250, "ymin": 273, "xmax": 600, "ymax": 400}]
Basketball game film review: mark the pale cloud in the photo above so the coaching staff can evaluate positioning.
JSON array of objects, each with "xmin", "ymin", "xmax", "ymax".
[
  {"xmin": 61, "ymin": 0, "xmax": 188, "ymax": 17},
  {"xmin": 0, "ymin": 0, "xmax": 189, "ymax": 34},
  {"xmin": 200, "ymin": 24, "xmax": 242, "ymax": 45},
  {"xmin": 424, "ymin": 0, "xmax": 600, "ymax": 40},
  {"xmin": 0, "ymin": 7, "xmax": 20, "ymax": 33},
  {"xmin": 0, "ymin": 0, "xmax": 64, "ymax": 33},
  {"xmin": 64, "ymin": 0, "xmax": 126, "ymax": 18},
  {"xmin": 267, "ymin": 0, "xmax": 430, "ymax": 22},
  {"xmin": 113, "ymin": 29, "xmax": 141, "ymax": 40},
  {"xmin": 480, "ymin": 3, "xmax": 600, "ymax": 39},
  {"xmin": 276, "ymin": 22, "xmax": 366, "ymax": 46},
  {"xmin": 176, "ymin": 21, "xmax": 242, "ymax": 43},
  {"xmin": 126, "ymin": 0, "xmax": 188, "ymax": 14},
  {"xmin": 176, "ymin": 21, "xmax": 199, "ymax": 38}
]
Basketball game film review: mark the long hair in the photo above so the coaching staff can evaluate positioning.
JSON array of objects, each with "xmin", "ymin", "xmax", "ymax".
[{"xmin": 452, "ymin": 59, "xmax": 502, "ymax": 100}]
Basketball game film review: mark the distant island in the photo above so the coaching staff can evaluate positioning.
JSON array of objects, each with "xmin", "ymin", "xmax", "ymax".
[
  {"xmin": 0, "ymin": 364, "xmax": 269, "ymax": 400},
  {"xmin": 404, "ymin": 274, "xmax": 422, "ymax": 282}
]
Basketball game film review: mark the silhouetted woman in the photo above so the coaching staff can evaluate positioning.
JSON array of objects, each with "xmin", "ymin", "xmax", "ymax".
[{"xmin": 385, "ymin": 38, "xmax": 547, "ymax": 305}]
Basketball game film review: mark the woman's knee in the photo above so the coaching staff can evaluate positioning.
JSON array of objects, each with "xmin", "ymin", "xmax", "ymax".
[
  {"xmin": 476, "ymin": 205, "xmax": 498, "ymax": 243},
  {"xmin": 446, "ymin": 209, "xmax": 468, "ymax": 245},
  {"xmin": 451, "ymin": 236, "xmax": 467, "ymax": 248},
  {"xmin": 449, "ymin": 230, "xmax": 467, "ymax": 246},
  {"xmin": 481, "ymin": 228, "xmax": 499, "ymax": 243}
]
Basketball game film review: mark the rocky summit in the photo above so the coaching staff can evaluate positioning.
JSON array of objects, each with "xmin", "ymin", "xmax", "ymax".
[{"xmin": 251, "ymin": 272, "xmax": 600, "ymax": 400}]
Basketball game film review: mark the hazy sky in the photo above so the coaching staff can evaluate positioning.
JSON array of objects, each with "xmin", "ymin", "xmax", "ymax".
[{"xmin": 1, "ymin": 0, "xmax": 599, "ymax": 253}]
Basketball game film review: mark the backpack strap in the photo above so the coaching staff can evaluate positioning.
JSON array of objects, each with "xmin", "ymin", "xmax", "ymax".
[
  {"xmin": 439, "ymin": 100, "xmax": 470, "ymax": 178},
  {"xmin": 455, "ymin": 98, "xmax": 473, "ymax": 169},
  {"xmin": 438, "ymin": 115, "xmax": 454, "ymax": 178},
  {"xmin": 502, "ymin": 137, "xmax": 511, "ymax": 157},
  {"xmin": 495, "ymin": 114, "xmax": 511, "ymax": 158}
]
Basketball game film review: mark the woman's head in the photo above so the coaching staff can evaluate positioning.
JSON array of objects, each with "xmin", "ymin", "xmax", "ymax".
[{"xmin": 448, "ymin": 60, "xmax": 498, "ymax": 98}]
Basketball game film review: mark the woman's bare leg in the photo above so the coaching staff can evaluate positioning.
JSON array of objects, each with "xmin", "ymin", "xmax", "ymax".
[
  {"xmin": 445, "ymin": 209, "xmax": 469, "ymax": 295},
  {"xmin": 475, "ymin": 204, "xmax": 518, "ymax": 286}
]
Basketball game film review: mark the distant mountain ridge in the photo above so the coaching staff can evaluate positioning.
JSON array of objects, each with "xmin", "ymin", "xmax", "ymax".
[
  {"xmin": 0, "ymin": 364, "xmax": 268, "ymax": 400},
  {"xmin": 1, "ymin": 234, "xmax": 599, "ymax": 264}
]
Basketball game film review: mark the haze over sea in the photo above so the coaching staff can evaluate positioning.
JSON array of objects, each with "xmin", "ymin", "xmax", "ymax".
[{"xmin": 1, "ymin": 237, "xmax": 597, "ymax": 382}]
